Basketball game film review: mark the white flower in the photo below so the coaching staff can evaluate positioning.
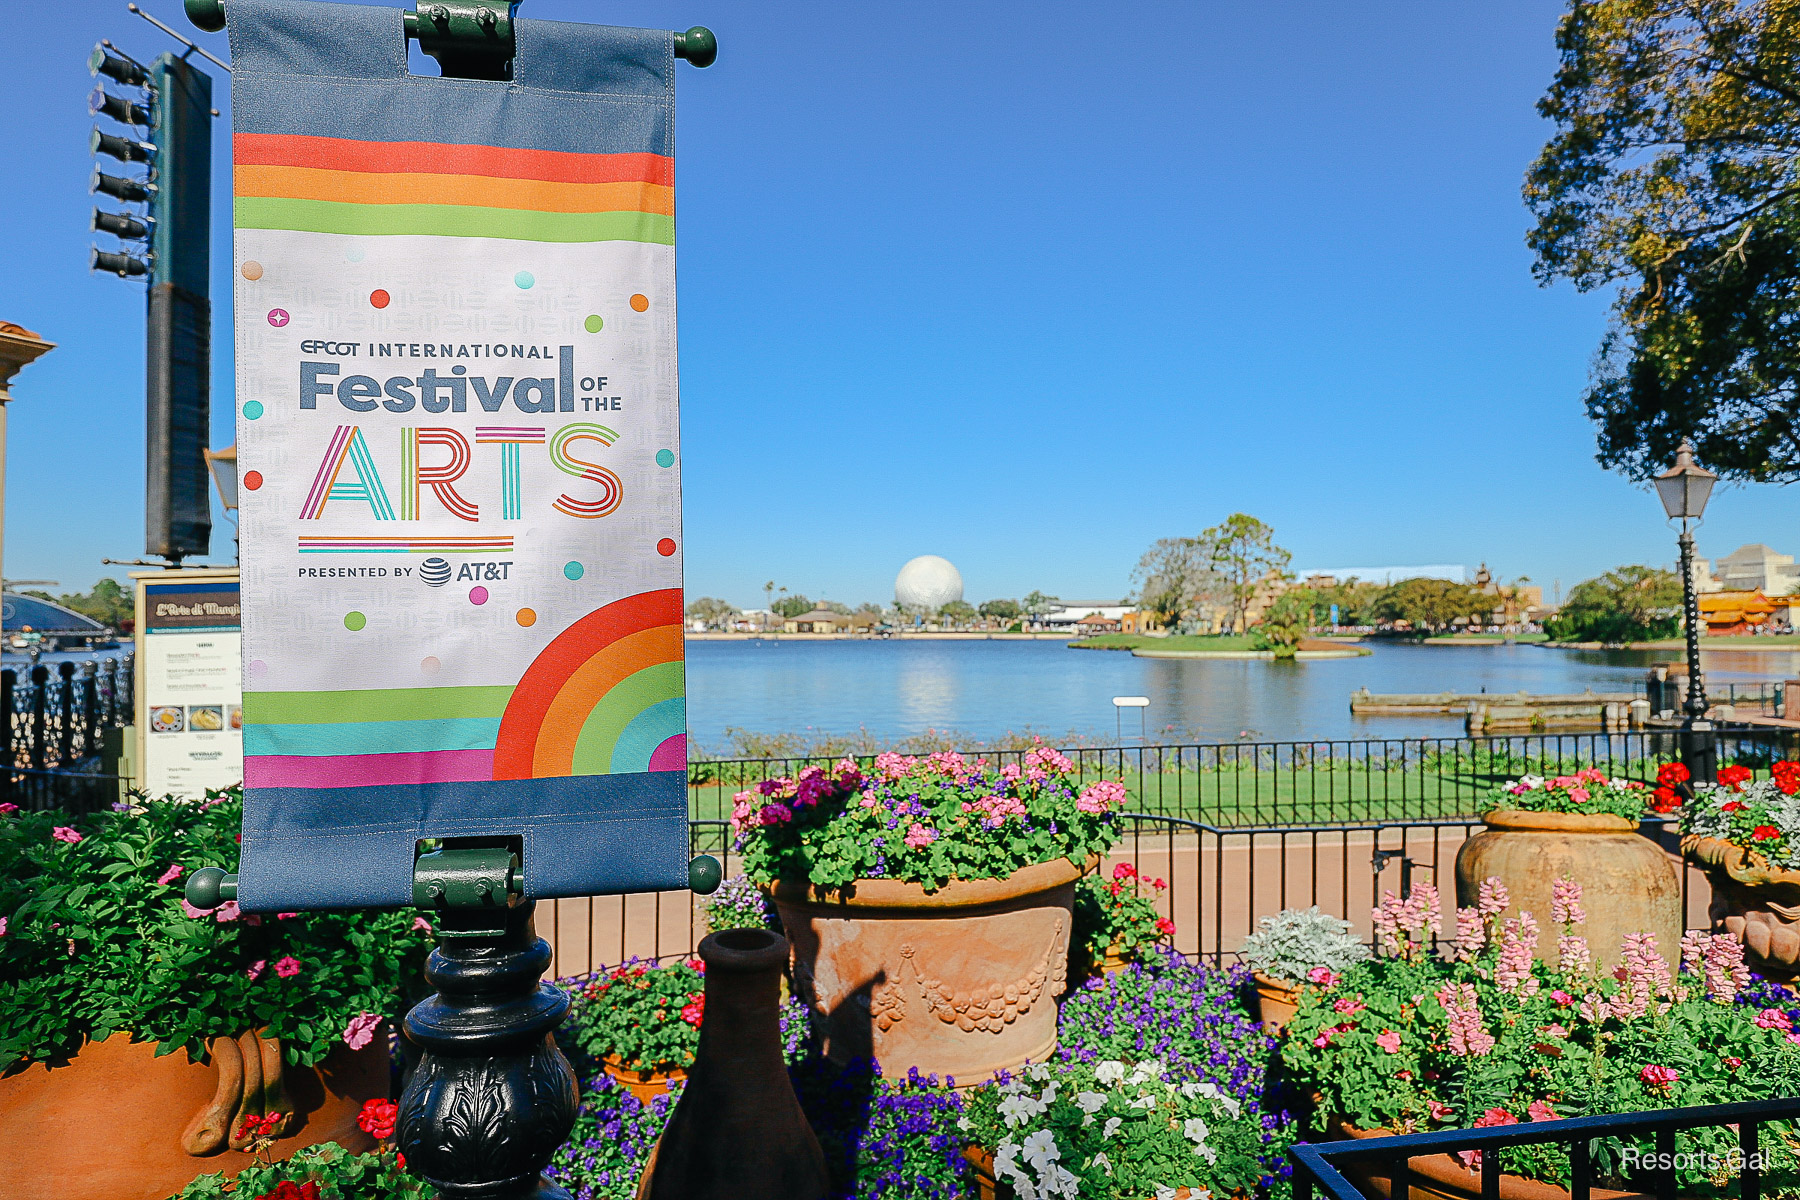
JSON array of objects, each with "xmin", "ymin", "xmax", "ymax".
[
  {"xmin": 1519, "ymin": 774, "xmax": 1544, "ymax": 789},
  {"xmin": 1181, "ymin": 1079, "xmax": 1242, "ymax": 1117},
  {"xmin": 999, "ymin": 1094, "xmax": 1045, "ymax": 1128},
  {"xmin": 1027, "ymin": 1062, "xmax": 1052, "ymax": 1083},
  {"xmin": 994, "ymin": 1141, "xmax": 1026, "ymax": 1184},
  {"xmin": 1039, "ymin": 1082, "xmax": 1058, "ymax": 1106},
  {"xmin": 1090, "ymin": 1152, "xmax": 1114, "ymax": 1177},
  {"xmin": 1075, "ymin": 1091, "xmax": 1107, "ymax": 1114},
  {"xmin": 1130, "ymin": 1092, "xmax": 1159, "ymax": 1110},
  {"xmin": 1184, "ymin": 1116, "xmax": 1210, "ymax": 1143},
  {"xmin": 1130, "ymin": 1058, "xmax": 1167, "ymax": 1084},
  {"xmin": 1095, "ymin": 1060, "xmax": 1127, "ymax": 1085},
  {"xmin": 1156, "ymin": 1188, "xmax": 1181, "ymax": 1200},
  {"xmin": 957, "ymin": 1114, "xmax": 972, "ymax": 1132},
  {"xmin": 1047, "ymin": 1164, "xmax": 1082, "ymax": 1199},
  {"xmin": 1102, "ymin": 1116, "xmax": 1124, "ymax": 1139},
  {"xmin": 1022, "ymin": 1130, "xmax": 1061, "ymax": 1172}
]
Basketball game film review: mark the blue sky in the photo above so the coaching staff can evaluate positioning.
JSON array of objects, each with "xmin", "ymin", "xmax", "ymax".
[{"xmin": 6, "ymin": 1, "xmax": 1796, "ymax": 610}]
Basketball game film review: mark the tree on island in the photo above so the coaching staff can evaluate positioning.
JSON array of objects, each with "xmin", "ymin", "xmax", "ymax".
[
  {"xmin": 1528, "ymin": 0, "xmax": 1800, "ymax": 481},
  {"xmin": 771, "ymin": 594, "xmax": 812, "ymax": 619},
  {"xmin": 1131, "ymin": 537, "xmax": 1222, "ymax": 633},
  {"xmin": 1544, "ymin": 565, "xmax": 1682, "ymax": 644},
  {"xmin": 1372, "ymin": 578, "xmax": 1494, "ymax": 635},
  {"xmin": 1022, "ymin": 591, "xmax": 1060, "ymax": 618},
  {"xmin": 1201, "ymin": 514, "xmax": 1290, "ymax": 633},
  {"xmin": 939, "ymin": 600, "xmax": 976, "ymax": 626},
  {"xmin": 1252, "ymin": 590, "xmax": 1314, "ymax": 658},
  {"xmin": 684, "ymin": 596, "xmax": 739, "ymax": 629},
  {"xmin": 978, "ymin": 598, "xmax": 1021, "ymax": 621}
]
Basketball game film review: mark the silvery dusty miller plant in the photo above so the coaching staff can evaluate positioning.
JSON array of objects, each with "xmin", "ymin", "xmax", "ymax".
[{"xmin": 1238, "ymin": 906, "xmax": 1368, "ymax": 983}]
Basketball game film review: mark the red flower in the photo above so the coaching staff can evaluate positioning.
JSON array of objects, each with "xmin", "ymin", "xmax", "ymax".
[
  {"xmin": 1112, "ymin": 862, "xmax": 1137, "ymax": 881},
  {"xmin": 1719, "ymin": 764, "xmax": 1754, "ymax": 790},
  {"xmin": 680, "ymin": 991, "xmax": 705, "ymax": 1027},
  {"xmin": 1722, "ymin": 800, "xmax": 1747, "ymax": 813},
  {"xmin": 235, "ymin": 1112, "xmax": 281, "ymax": 1142},
  {"xmin": 258, "ymin": 1183, "xmax": 320, "ymax": 1200},
  {"xmin": 1155, "ymin": 917, "xmax": 1176, "ymax": 936},
  {"xmin": 1754, "ymin": 825, "xmax": 1781, "ymax": 841},
  {"xmin": 1657, "ymin": 762, "xmax": 1690, "ymax": 787},
  {"xmin": 1774, "ymin": 762, "xmax": 1800, "ymax": 796},
  {"xmin": 1650, "ymin": 786, "xmax": 1681, "ymax": 814},
  {"xmin": 357, "ymin": 1098, "xmax": 399, "ymax": 1141}
]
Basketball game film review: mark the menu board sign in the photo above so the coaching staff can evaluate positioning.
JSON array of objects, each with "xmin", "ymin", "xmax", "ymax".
[{"xmin": 134, "ymin": 570, "xmax": 243, "ymax": 799}]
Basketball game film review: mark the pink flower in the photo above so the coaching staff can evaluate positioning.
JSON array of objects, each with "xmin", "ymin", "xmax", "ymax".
[
  {"xmin": 1640, "ymin": 1064, "xmax": 1679, "ymax": 1089},
  {"xmin": 1453, "ymin": 906, "xmax": 1485, "ymax": 962},
  {"xmin": 1550, "ymin": 877, "xmax": 1584, "ymax": 926},
  {"xmin": 1458, "ymin": 1109, "xmax": 1519, "ymax": 1169},
  {"xmin": 1540, "ymin": 1023, "xmax": 1570, "ymax": 1038},
  {"xmin": 903, "ymin": 822, "xmax": 938, "ymax": 849},
  {"xmin": 1307, "ymin": 966, "xmax": 1339, "ymax": 987},
  {"xmin": 0, "ymin": 802, "xmax": 17, "ymax": 815},
  {"xmin": 412, "ymin": 916, "xmax": 432, "ymax": 933},
  {"xmin": 1312, "ymin": 1031, "xmax": 1335, "ymax": 1048},
  {"xmin": 1076, "ymin": 780, "xmax": 1125, "ymax": 814},
  {"xmin": 1528, "ymin": 1100, "xmax": 1559, "ymax": 1122},
  {"xmin": 342, "ymin": 1012, "xmax": 381, "ymax": 1050},
  {"xmin": 1558, "ymin": 935, "xmax": 1592, "ymax": 977},
  {"xmin": 1567, "ymin": 787, "xmax": 1590, "ymax": 803},
  {"xmin": 277, "ymin": 912, "xmax": 299, "ymax": 920},
  {"xmin": 180, "ymin": 899, "xmax": 209, "ymax": 919},
  {"xmin": 273, "ymin": 956, "xmax": 301, "ymax": 978},
  {"xmin": 1334, "ymin": 997, "xmax": 1366, "ymax": 1015},
  {"xmin": 1477, "ymin": 876, "xmax": 1510, "ymax": 918},
  {"xmin": 1496, "ymin": 912, "xmax": 1541, "ymax": 996},
  {"xmin": 245, "ymin": 960, "xmax": 266, "ymax": 981},
  {"xmin": 1756, "ymin": 1008, "xmax": 1793, "ymax": 1031},
  {"xmin": 213, "ymin": 900, "xmax": 240, "ymax": 923},
  {"xmin": 1375, "ymin": 1029, "xmax": 1402, "ymax": 1054},
  {"xmin": 156, "ymin": 864, "xmax": 185, "ymax": 886},
  {"xmin": 758, "ymin": 802, "xmax": 793, "ymax": 825},
  {"xmin": 0, "ymin": 917, "xmax": 7, "ymax": 937},
  {"xmin": 1550, "ymin": 990, "xmax": 1574, "ymax": 1006},
  {"xmin": 51, "ymin": 826, "xmax": 81, "ymax": 844},
  {"xmin": 1426, "ymin": 1100, "xmax": 1455, "ymax": 1122},
  {"xmin": 1437, "ymin": 982, "xmax": 1495, "ymax": 1056}
]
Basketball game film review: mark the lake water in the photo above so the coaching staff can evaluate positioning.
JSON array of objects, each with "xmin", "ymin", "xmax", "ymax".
[{"xmin": 684, "ymin": 638, "xmax": 1800, "ymax": 751}]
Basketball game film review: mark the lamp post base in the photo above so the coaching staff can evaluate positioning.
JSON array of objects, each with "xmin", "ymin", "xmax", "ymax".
[{"xmin": 1680, "ymin": 717, "xmax": 1718, "ymax": 787}]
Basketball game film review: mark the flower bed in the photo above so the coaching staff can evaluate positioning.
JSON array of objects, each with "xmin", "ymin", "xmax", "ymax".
[
  {"xmin": 1482, "ymin": 768, "xmax": 1650, "ymax": 821},
  {"xmin": 0, "ymin": 789, "xmax": 431, "ymax": 1071},
  {"xmin": 560, "ymin": 958, "xmax": 707, "ymax": 1078},
  {"xmin": 1679, "ymin": 761, "xmax": 1800, "ymax": 864},
  {"xmin": 1071, "ymin": 863, "xmax": 1175, "ymax": 973},
  {"xmin": 1280, "ymin": 875, "xmax": 1800, "ymax": 1194},
  {"xmin": 731, "ymin": 745, "xmax": 1121, "ymax": 891}
]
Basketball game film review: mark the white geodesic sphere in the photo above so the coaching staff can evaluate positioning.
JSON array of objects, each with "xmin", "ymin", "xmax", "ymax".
[{"xmin": 895, "ymin": 555, "xmax": 964, "ymax": 609}]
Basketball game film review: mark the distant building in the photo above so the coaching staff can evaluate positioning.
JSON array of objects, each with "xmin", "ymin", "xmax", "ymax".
[
  {"xmin": 1041, "ymin": 600, "xmax": 1133, "ymax": 628},
  {"xmin": 1292, "ymin": 565, "xmax": 1469, "ymax": 586},
  {"xmin": 784, "ymin": 607, "xmax": 852, "ymax": 634},
  {"xmin": 1700, "ymin": 590, "xmax": 1778, "ymax": 635},
  {"xmin": 1075, "ymin": 611, "xmax": 1122, "ymax": 636},
  {"xmin": 1711, "ymin": 545, "xmax": 1800, "ymax": 596}
]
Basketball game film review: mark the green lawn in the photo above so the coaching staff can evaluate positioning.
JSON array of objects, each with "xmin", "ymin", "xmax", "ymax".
[{"xmin": 1070, "ymin": 633, "xmax": 1265, "ymax": 652}]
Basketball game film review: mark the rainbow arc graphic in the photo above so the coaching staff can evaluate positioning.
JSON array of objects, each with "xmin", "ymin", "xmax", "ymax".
[{"xmin": 242, "ymin": 589, "xmax": 685, "ymax": 788}]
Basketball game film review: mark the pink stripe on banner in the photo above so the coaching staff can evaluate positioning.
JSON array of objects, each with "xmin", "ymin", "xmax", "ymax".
[{"xmin": 245, "ymin": 748, "xmax": 495, "ymax": 788}]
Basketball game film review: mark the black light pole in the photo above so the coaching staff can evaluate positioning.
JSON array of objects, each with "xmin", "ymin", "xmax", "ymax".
[{"xmin": 1654, "ymin": 440, "xmax": 1719, "ymax": 783}]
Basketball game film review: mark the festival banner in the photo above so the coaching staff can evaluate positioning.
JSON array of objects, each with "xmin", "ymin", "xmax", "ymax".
[{"xmin": 227, "ymin": 0, "xmax": 687, "ymax": 910}]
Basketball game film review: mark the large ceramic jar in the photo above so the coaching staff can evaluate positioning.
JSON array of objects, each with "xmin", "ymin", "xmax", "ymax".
[
  {"xmin": 767, "ymin": 855, "xmax": 1093, "ymax": 1085},
  {"xmin": 1684, "ymin": 834, "xmax": 1800, "ymax": 980},
  {"xmin": 1454, "ymin": 810, "xmax": 1681, "ymax": 970},
  {"xmin": 0, "ymin": 1030, "xmax": 385, "ymax": 1200}
]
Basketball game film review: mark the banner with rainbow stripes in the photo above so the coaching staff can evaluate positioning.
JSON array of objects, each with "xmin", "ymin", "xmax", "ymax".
[{"xmin": 227, "ymin": 0, "xmax": 688, "ymax": 910}]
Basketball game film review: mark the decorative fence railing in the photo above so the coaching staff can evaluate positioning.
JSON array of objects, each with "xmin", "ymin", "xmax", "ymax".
[
  {"xmin": 3, "ymin": 657, "xmax": 134, "ymax": 812},
  {"xmin": 1290, "ymin": 1096, "xmax": 1800, "ymax": 1200},
  {"xmin": 683, "ymin": 728, "xmax": 1800, "ymax": 828}
]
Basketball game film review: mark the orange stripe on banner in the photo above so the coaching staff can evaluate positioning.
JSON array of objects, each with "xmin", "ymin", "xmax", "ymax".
[
  {"xmin": 532, "ymin": 623, "xmax": 684, "ymax": 776},
  {"xmin": 234, "ymin": 133, "xmax": 673, "ymax": 187},
  {"xmin": 235, "ymin": 165, "xmax": 675, "ymax": 217},
  {"xmin": 491, "ymin": 588, "xmax": 684, "ymax": 779}
]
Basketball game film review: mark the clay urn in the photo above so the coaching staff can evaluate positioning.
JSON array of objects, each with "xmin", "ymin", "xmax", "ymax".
[
  {"xmin": 1455, "ymin": 810, "xmax": 1682, "ymax": 970},
  {"xmin": 1250, "ymin": 972, "xmax": 1302, "ymax": 1034},
  {"xmin": 1684, "ymin": 833, "xmax": 1800, "ymax": 980},
  {"xmin": 639, "ymin": 928, "xmax": 827, "ymax": 1200}
]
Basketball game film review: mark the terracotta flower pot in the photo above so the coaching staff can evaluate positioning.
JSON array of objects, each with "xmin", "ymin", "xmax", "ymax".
[
  {"xmin": 1683, "ymin": 834, "xmax": 1800, "ymax": 981},
  {"xmin": 1334, "ymin": 1119, "xmax": 1660, "ymax": 1200},
  {"xmin": 0, "ymin": 1030, "xmax": 385, "ymax": 1200},
  {"xmin": 601, "ymin": 1053, "xmax": 687, "ymax": 1105},
  {"xmin": 964, "ymin": 1145, "xmax": 1202, "ymax": 1200},
  {"xmin": 1251, "ymin": 972, "xmax": 1302, "ymax": 1034},
  {"xmin": 1455, "ymin": 810, "xmax": 1682, "ymax": 970},
  {"xmin": 767, "ymin": 855, "xmax": 1094, "ymax": 1085}
]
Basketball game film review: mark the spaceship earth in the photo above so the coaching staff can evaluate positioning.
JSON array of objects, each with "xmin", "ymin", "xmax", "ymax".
[{"xmin": 894, "ymin": 555, "xmax": 964, "ymax": 608}]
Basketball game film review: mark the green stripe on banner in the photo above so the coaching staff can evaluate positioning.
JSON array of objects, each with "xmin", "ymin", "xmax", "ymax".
[
  {"xmin": 245, "ymin": 685, "xmax": 514, "ymax": 725},
  {"xmin": 234, "ymin": 197, "xmax": 676, "ymax": 244}
]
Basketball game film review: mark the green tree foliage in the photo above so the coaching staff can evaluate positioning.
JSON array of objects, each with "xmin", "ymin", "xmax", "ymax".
[
  {"xmin": 1373, "ymin": 578, "xmax": 1494, "ymax": 634},
  {"xmin": 683, "ymin": 596, "xmax": 738, "ymax": 628},
  {"xmin": 1252, "ymin": 590, "xmax": 1313, "ymax": 658},
  {"xmin": 938, "ymin": 599, "xmax": 976, "ymax": 625},
  {"xmin": 978, "ymin": 598, "xmax": 1021, "ymax": 620},
  {"xmin": 1201, "ymin": 514, "xmax": 1290, "ymax": 632},
  {"xmin": 1527, "ymin": 0, "xmax": 1800, "ymax": 480},
  {"xmin": 1023, "ymin": 590, "xmax": 1059, "ymax": 617},
  {"xmin": 23, "ymin": 578, "xmax": 132, "ymax": 629},
  {"xmin": 771, "ymin": 594, "xmax": 812, "ymax": 618},
  {"xmin": 1544, "ymin": 564, "xmax": 1682, "ymax": 643},
  {"xmin": 1130, "ymin": 537, "xmax": 1221, "ymax": 632}
]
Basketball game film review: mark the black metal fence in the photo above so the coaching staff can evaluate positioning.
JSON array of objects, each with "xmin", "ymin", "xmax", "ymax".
[
  {"xmin": 686, "ymin": 727, "xmax": 1800, "ymax": 827},
  {"xmin": 1291, "ymin": 1096, "xmax": 1800, "ymax": 1200},
  {"xmin": 3, "ymin": 657, "xmax": 134, "ymax": 812}
]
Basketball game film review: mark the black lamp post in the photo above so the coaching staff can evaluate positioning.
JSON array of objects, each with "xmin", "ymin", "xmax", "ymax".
[{"xmin": 1654, "ymin": 439, "xmax": 1719, "ymax": 783}]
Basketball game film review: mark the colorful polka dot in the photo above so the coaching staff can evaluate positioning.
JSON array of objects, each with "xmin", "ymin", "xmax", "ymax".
[
  {"xmin": 344, "ymin": 612, "xmax": 366, "ymax": 631},
  {"xmin": 243, "ymin": 470, "xmax": 264, "ymax": 491},
  {"xmin": 241, "ymin": 261, "xmax": 263, "ymax": 281},
  {"xmin": 267, "ymin": 309, "xmax": 289, "ymax": 327},
  {"xmin": 243, "ymin": 401, "xmax": 265, "ymax": 420},
  {"xmin": 584, "ymin": 314, "xmax": 604, "ymax": 333},
  {"xmin": 656, "ymin": 538, "xmax": 677, "ymax": 557},
  {"xmin": 346, "ymin": 246, "xmax": 366, "ymax": 262},
  {"xmin": 630, "ymin": 294, "xmax": 649, "ymax": 312},
  {"xmin": 420, "ymin": 656, "xmax": 441, "ymax": 675},
  {"xmin": 370, "ymin": 289, "xmax": 390, "ymax": 309},
  {"xmin": 248, "ymin": 659, "xmax": 268, "ymax": 677},
  {"xmin": 564, "ymin": 561, "xmax": 584, "ymax": 580},
  {"xmin": 470, "ymin": 586, "xmax": 489, "ymax": 605},
  {"xmin": 515, "ymin": 271, "xmax": 535, "ymax": 289},
  {"xmin": 655, "ymin": 448, "xmax": 675, "ymax": 468},
  {"xmin": 516, "ymin": 608, "xmax": 537, "ymax": 627}
]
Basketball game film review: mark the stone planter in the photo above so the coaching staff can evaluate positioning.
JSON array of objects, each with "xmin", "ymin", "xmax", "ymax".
[
  {"xmin": 767, "ymin": 855, "xmax": 1093, "ymax": 1085},
  {"xmin": 0, "ymin": 1029, "xmax": 385, "ymax": 1200},
  {"xmin": 1334, "ymin": 1119, "xmax": 1656, "ymax": 1200},
  {"xmin": 1251, "ymin": 972, "xmax": 1302, "ymax": 1034},
  {"xmin": 1684, "ymin": 834, "xmax": 1800, "ymax": 981},
  {"xmin": 601, "ymin": 1053, "xmax": 687, "ymax": 1105},
  {"xmin": 1455, "ymin": 810, "xmax": 1682, "ymax": 969}
]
